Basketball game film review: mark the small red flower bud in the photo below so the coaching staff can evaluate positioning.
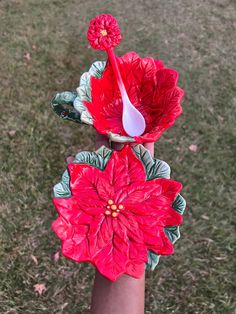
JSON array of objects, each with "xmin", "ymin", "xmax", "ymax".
[{"xmin": 87, "ymin": 14, "xmax": 121, "ymax": 50}]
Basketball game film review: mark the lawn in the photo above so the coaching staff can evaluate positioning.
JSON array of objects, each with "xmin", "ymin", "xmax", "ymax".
[{"xmin": 0, "ymin": 0, "xmax": 235, "ymax": 313}]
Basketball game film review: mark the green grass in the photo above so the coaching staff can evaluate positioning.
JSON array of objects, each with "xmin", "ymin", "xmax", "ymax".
[{"xmin": 0, "ymin": 0, "xmax": 236, "ymax": 313}]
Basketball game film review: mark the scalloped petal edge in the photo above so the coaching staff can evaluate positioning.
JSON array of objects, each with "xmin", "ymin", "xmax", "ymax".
[{"xmin": 52, "ymin": 144, "xmax": 186, "ymax": 271}]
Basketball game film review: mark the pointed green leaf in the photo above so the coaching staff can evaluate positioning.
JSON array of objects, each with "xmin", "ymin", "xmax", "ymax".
[
  {"xmin": 165, "ymin": 226, "xmax": 180, "ymax": 244},
  {"xmin": 132, "ymin": 145, "xmax": 170, "ymax": 180},
  {"xmin": 74, "ymin": 146, "xmax": 113, "ymax": 170},
  {"xmin": 73, "ymin": 95, "xmax": 87, "ymax": 114},
  {"xmin": 80, "ymin": 110, "xmax": 93, "ymax": 125},
  {"xmin": 89, "ymin": 61, "xmax": 106, "ymax": 78},
  {"xmin": 172, "ymin": 194, "xmax": 186, "ymax": 214},
  {"xmin": 146, "ymin": 251, "xmax": 161, "ymax": 270},
  {"xmin": 53, "ymin": 170, "xmax": 71, "ymax": 198}
]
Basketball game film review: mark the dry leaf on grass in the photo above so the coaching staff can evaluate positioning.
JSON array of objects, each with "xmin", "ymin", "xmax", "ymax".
[
  {"xmin": 53, "ymin": 251, "xmax": 60, "ymax": 262},
  {"xmin": 8, "ymin": 130, "xmax": 16, "ymax": 137},
  {"xmin": 23, "ymin": 52, "xmax": 31, "ymax": 61},
  {"xmin": 34, "ymin": 283, "xmax": 47, "ymax": 295},
  {"xmin": 189, "ymin": 144, "xmax": 198, "ymax": 152},
  {"xmin": 31, "ymin": 255, "xmax": 38, "ymax": 265}
]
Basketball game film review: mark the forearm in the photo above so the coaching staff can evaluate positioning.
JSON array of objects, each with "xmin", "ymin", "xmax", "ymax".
[{"xmin": 90, "ymin": 270, "xmax": 145, "ymax": 314}]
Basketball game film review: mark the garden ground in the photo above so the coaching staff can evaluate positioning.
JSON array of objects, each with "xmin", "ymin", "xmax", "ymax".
[{"xmin": 0, "ymin": 0, "xmax": 235, "ymax": 313}]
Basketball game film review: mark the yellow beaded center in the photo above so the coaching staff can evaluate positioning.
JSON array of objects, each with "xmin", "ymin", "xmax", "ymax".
[
  {"xmin": 105, "ymin": 200, "xmax": 124, "ymax": 217},
  {"xmin": 100, "ymin": 29, "xmax": 107, "ymax": 36}
]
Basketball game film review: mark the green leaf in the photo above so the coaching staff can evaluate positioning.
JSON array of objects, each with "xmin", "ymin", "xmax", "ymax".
[
  {"xmin": 132, "ymin": 145, "xmax": 170, "ymax": 180},
  {"xmin": 89, "ymin": 61, "xmax": 106, "ymax": 78},
  {"xmin": 52, "ymin": 91, "xmax": 77, "ymax": 105},
  {"xmin": 53, "ymin": 170, "xmax": 71, "ymax": 198},
  {"xmin": 77, "ymin": 85, "xmax": 91, "ymax": 102},
  {"xmin": 80, "ymin": 110, "xmax": 93, "ymax": 125},
  {"xmin": 146, "ymin": 251, "xmax": 161, "ymax": 270},
  {"xmin": 172, "ymin": 194, "xmax": 186, "ymax": 214},
  {"xmin": 165, "ymin": 226, "xmax": 180, "ymax": 244},
  {"xmin": 51, "ymin": 91, "xmax": 81, "ymax": 124},
  {"xmin": 73, "ymin": 95, "xmax": 87, "ymax": 113},
  {"xmin": 74, "ymin": 146, "xmax": 113, "ymax": 170}
]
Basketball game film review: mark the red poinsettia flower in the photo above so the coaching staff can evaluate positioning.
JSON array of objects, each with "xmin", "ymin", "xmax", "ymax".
[
  {"xmin": 83, "ymin": 52, "xmax": 184, "ymax": 143},
  {"xmin": 52, "ymin": 146, "xmax": 183, "ymax": 281},
  {"xmin": 87, "ymin": 14, "xmax": 121, "ymax": 51}
]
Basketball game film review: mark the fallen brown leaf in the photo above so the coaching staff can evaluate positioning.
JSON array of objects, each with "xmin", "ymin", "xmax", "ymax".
[
  {"xmin": 53, "ymin": 251, "xmax": 60, "ymax": 262},
  {"xmin": 8, "ymin": 130, "xmax": 16, "ymax": 137},
  {"xmin": 31, "ymin": 255, "xmax": 38, "ymax": 265},
  {"xmin": 24, "ymin": 52, "xmax": 31, "ymax": 61},
  {"xmin": 189, "ymin": 144, "xmax": 198, "ymax": 152},
  {"xmin": 34, "ymin": 283, "xmax": 46, "ymax": 295}
]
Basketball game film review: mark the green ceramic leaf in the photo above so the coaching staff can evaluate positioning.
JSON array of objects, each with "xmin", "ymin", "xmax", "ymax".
[
  {"xmin": 51, "ymin": 91, "xmax": 82, "ymax": 124},
  {"xmin": 132, "ymin": 145, "xmax": 170, "ymax": 180},
  {"xmin": 80, "ymin": 110, "xmax": 93, "ymax": 125},
  {"xmin": 172, "ymin": 194, "xmax": 186, "ymax": 214},
  {"xmin": 73, "ymin": 61, "xmax": 107, "ymax": 125},
  {"xmin": 52, "ymin": 91, "xmax": 77, "ymax": 105},
  {"xmin": 146, "ymin": 251, "xmax": 160, "ymax": 270},
  {"xmin": 165, "ymin": 226, "xmax": 180, "ymax": 244},
  {"xmin": 53, "ymin": 170, "xmax": 71, "ymax": 198},
  {"xmin": 74, "ymin": 145, "xmax": 113, "ymax": 170},
  {"xmin": 73, "ymin": 95, "xmax": 87, "ymax": 113},
  {"xmin": 77, "ymin": 85, "xmax": 91, "ymax": 102},
  {"xmin": 89, "ymin": 61, "xmax": 106, "ymax": 78}
]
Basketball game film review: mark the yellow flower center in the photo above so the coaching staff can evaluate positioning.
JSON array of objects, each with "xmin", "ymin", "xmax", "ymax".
[
  {"xmin": 105, "ymin": 200, "xmax": 124, "ymax": 217},
  {"xmin": 100, "ymin": 29, "xmax": 107, "ymax": 36}
]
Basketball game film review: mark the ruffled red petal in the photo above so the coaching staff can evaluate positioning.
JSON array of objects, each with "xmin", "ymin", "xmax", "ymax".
[
  {"xmin": 84, "ymin": 52, "xmax": 184, "ymax": 142},
  {"xmin": 52, "ymin": 146, "xmax": 184, "ymax": 280},
  {"xmin": 87, "ymin": 14, "xmax": 121, "ymax": 51}
]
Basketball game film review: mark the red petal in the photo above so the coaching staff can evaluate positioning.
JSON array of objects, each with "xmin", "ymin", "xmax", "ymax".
[
  {"xmin": 93, "ymin": 237, "xmax": 129, "ymax": 281},
  {"xmin": 52, "ymin": 217, "xmax": 72, "ymax": 241},
  {"xmin": 88, "ymin": 214, "xmax": 109, "ymax": 257},
  {"xmin": 128, "ymin": 241, "xmax": 148, "ymax": 263},
  {"xmin": 146, "ymin": 228, "xmax": 174, "ymax": 255},
  {"xmin": 155, "ymin": 68, "xmax": 179, "ymax": 93},
  {"xmin": 118, "ymin": 213, "xmax": 145, "ymax": 245},
  {"xmin": 68, "ymin": 164, "xmax": 109, "ymax": 214},
  {"xmin": 103, "ymin": 146, "xmax": 146, "ymax": 194},
  {"xmin": 125, "ymin": 262, "xmax": 145, "ymax": 278},
  {"xmin": 53, "ymin": 198, "xmax": 93, "ymax": 224},
  {"xmin": 62, "ymin": 238, "xmax": 91, "ymax": 262}
]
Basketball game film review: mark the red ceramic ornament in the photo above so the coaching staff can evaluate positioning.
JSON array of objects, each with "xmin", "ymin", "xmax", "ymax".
[
  {"xmin": 52, "ymin": 14, "xmax": 184, "ymax": 143},
  {"xmin": 52, "ymin": 145, "xmax": 183, "ymax": 281},
  {"xmin": 84, "ymin": 51, "xmax": 184, "ymax": 143}
]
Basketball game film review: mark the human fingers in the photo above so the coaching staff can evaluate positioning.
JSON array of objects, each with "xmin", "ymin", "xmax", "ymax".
[{"xmin": 143, "ymin": 142, "xmax": 154, "ymax": 157}]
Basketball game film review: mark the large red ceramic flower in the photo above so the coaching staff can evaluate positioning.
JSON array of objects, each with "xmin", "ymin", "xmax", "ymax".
[
  {"xmin": 52, "ymin": 146, "xmax": 183, "ymax": 281},
  {"xmin": 87, "ymin": 14, "xmax": 121, "ymax": 50},
  {"xmin": 83, "ymin": 52, "xmax": 184, "ymax": 143}
]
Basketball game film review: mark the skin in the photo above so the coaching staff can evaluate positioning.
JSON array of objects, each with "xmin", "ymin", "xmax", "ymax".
[{"xmin": 67, "ymin": 134, "xmax": 154, "ymax": 314}]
